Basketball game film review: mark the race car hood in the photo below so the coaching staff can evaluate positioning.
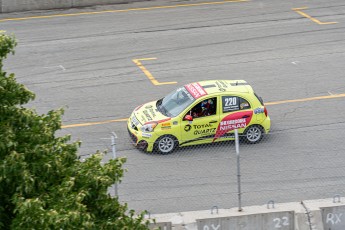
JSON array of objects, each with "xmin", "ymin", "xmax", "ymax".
[{"xmin": 133, "ymin": 100, "xmax": 169, "ymax": 125}]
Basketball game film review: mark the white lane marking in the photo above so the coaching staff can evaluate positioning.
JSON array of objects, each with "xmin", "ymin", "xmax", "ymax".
[
  {"xmin": 59, "ymin": 65, "xmax": 66, "ymax": 71},
  {"xmin": 43, "ymin": 65, "xmax": 66, "ymax": 71}
]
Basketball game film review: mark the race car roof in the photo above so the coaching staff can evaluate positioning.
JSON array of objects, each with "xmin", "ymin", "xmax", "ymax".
[{"xmin": 184, "ymin": 80, "xmax": 252, "ymax": 99}]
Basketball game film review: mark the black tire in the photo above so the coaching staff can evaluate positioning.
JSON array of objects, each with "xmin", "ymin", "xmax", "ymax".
[
  {"xmin": 242, "ymin": 125, "xmax": 264, "ymax": 144},
  {"xmin": 137, "ymin": 140, "xmax": 148, "ymax": 152},
  {"xmin": 154, "ymin": 135, "xmax": 178, "ymax": 154}
]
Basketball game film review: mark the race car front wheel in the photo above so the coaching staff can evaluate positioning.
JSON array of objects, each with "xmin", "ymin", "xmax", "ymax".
[
  {"xmin": 155, "ymin": 135, "xmax": 177, "ymax": 154},
  {"xmin": 243, "ymin": 125, "xmax": 263, "ymax": 144}
]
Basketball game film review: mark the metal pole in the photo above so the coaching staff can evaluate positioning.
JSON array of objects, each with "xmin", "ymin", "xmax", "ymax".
[
  {"xmin": 235, "ymin": 129, "xmax": 242, "ymax": 211},
  {"xmin": 111, "ymin": 132, "xmax": 118, "ymax": 197}
]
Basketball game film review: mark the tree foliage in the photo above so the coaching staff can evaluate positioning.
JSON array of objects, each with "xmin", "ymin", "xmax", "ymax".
[{"xmin": 0, "ymin": 33, "xmax": 149, "ymax": 229}]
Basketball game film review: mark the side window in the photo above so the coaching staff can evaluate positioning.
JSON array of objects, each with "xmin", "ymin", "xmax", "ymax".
[
  {"xmin": 187, "ymin": 97, "xmax": 217, "ymax": 118},
  {"xmin": 222, "ymin": 96, "xmax": 251, "ymax": 113},
  {"xmin": 239, "ymin": 97, "xmax": 251, "ymax": 110}
]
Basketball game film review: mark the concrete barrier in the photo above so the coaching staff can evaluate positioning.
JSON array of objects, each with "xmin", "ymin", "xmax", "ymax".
[
  {"xmin": 148, "ymin": 197, "xmax": 345, "ymax": 230},
  {"xmin": 2, "ymin": 0, "xmax": 71, "ymax": 12},
  {"xmin": 196, "ymin": 211, "xmax": 295, "ymax": 230},
  {"xmin": 149, "ymin": 222, "xmax": 172, "ymax": 230},
  {"xmin": 0, "ymin": 0, "xmax": 145, "ymax": 13}
]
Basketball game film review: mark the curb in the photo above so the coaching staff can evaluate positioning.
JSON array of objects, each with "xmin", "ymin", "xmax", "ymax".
[{"xmin": 0, "ymin": 0, "xmax": 147, "ymax": 13}]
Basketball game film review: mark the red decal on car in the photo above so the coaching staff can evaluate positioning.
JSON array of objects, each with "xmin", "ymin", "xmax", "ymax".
[
  {"xmin": 213, "ymin": 111, "xmax": 253, "ymax": 141},
  {"xmin": 144, "ymin": 118, "xmax": 171, "ymax": 125},
  {"xmin": 157, "ymin": 118, "xmax": 171, "ymax": 123},
  {"xmin": 185, "ymin": 83, "xmax": 207, "ymax": 99}
]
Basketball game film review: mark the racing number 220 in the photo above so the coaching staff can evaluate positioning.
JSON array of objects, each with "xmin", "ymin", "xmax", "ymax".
[{"xmin": 224, "ymin": 97, "xmax": 237, "ymax": 106}]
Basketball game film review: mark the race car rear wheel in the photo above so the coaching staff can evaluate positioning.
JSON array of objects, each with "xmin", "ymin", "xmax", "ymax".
[
  {"xmin": 243, "ymin": 125, "xmax": 263, "ymax": 144},
  {"xmin": 155, "ymin": 135, "xmax": 177, "ymax": 154}
]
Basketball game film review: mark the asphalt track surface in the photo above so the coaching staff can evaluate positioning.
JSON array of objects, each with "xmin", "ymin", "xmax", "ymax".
[{"xmin": 1, "ymin": 0, "xmax": 345, "ymax": 214}]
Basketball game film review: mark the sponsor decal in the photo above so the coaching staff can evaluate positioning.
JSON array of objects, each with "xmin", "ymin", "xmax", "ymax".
[
  {"xmin": 143, "ymin": 110, "xmax": 153, "ymax": 121},
  {"xmin": 220, "ymin": 119, "xmax": 246, "ymax": 130},
  {"xmin": 219, "ymin": 80, "xmax": 228, "ymax": 88},
  {"xmin": 173, "ymin": 121, "xmax": 178, "ymax": 125},
  {"xmin": 213, "ymin": 111, "xmax": 253, "ymax": 141},
  {"xmin": 193, "ymin": 123, "xmax": 213, "ymax": 129},
  {"xmin": 192, "ymin": 123, "xmax": 216, "ymax": 136},
  {"xmin": 215, "ymin": 81, "xmax": 226, "ymax": 92},
  {"xmin": 145, "ymin": 105, "xmax": 153, "ymax": 109},
  {"xmin": 185, "ymin": 83, "xmax": 207, "ymax": 99},
  {"xmin": 142, "ymin": 133, "xmax": 152, "ymax": 138},
  {"xmin": 254, "ymin": 107, "xmax": 264, "ymax": 114},
  {"xmin": 184, "ymin": 124, "xmax": 192, "ymax": 132},
  {"xmin": 240, "ymin": 102, "xmax": 250, "ymax": 110},
  {"xmin": 194, "ymin": 128, "xmax": 216, "ymax": 136},
  {"xmin": 215, "ymin": 81, "xmax": 222, "ymax": 88},
  {"xmin": 149, "ymin": 107, "xmax": 156, "ymax": 117},
  {"xmin": 180, "ymin": 122, "xmax": 220, "ymax": 145},
  {"xmin": 161, "ymin": 122, "xmax": 171, "ymax": 130}
]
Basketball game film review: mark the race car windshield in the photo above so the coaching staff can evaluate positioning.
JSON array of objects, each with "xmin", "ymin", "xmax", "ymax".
[{"xmin": 157, "ymin": 87, "xmax": 195, "ymax": 117}]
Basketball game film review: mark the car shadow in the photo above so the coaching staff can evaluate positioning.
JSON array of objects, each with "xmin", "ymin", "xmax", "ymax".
[{"xmin": 145, "ymin": 134, "xmax": 272, "ymax": 156}]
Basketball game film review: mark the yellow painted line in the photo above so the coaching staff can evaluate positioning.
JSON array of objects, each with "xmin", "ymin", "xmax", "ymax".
[
  {"xmin": 62, "ymin": 93, "xmax": 345, "ymax": 129},
  {"xmin": 132, "ymin": 58, "xmax": 177, "ymax": 86},
  {"xmin": 292, "ymin": 7, "xmax": 338, "ymax": 25},
  {"xmin": 0, "ymin": 0, "xmax": 249, "ymax": 23},
  {"xmin": 266, "ymin": 93, "xmax": 345, "ymax": 105}
]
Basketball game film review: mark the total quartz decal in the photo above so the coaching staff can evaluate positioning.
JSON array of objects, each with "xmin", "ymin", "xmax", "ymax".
[{"xmin": 213, "ymin": 111, "xmax": 253, "ymax": 141}]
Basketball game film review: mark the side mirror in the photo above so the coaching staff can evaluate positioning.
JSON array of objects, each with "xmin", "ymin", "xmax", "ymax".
[{"xmin": 184, "ymin": 115, "xmax": 193, "ymax": 121}]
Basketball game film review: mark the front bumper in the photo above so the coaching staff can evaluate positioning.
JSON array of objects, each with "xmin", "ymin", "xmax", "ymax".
[
  {"xmin": 127, "ymin": 117, "xmax": 157, "ymax": 152},
  {"xmin": 127, "ymin": 127, "xmax": 138, "ymax": 143}
]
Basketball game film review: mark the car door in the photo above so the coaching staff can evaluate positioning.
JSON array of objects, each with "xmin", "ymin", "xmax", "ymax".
[
  {"xmin": 180, "ymin": 96, "xmax": 219, "ymax": 146},
  {"xmin": 213, "ymin": 95, "xmax": 254, "ymax": 142}
]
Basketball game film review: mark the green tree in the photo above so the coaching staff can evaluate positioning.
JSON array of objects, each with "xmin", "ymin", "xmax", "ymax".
[{"xmin": 0, "ymin": 32, "xmax": 149, "ymax": 229}]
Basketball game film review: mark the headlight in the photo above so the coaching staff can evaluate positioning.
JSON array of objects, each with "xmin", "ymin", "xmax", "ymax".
[{"xmin": 140, "ymin": 123, "xmax": 157, "ymax": 132}]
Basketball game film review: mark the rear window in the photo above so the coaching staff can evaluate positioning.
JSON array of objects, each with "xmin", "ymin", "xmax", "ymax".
[{"xmin": 254, "ymin": 93, "xmax": 264, "ymax": 106}]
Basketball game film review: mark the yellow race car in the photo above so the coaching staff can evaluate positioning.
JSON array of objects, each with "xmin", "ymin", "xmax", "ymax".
[{"xmin": 127, "ymin": 80, "xmax": 270, "ymax": 154}]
